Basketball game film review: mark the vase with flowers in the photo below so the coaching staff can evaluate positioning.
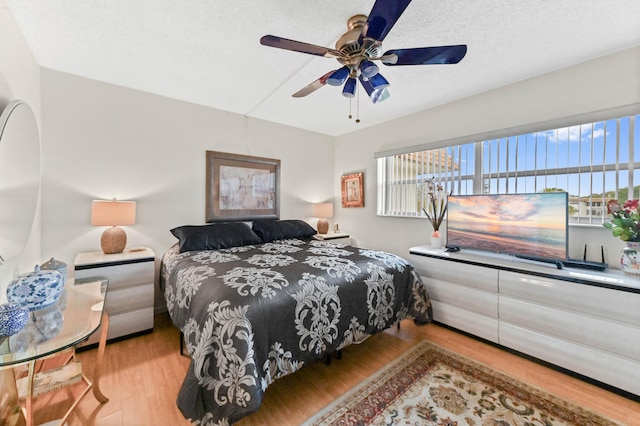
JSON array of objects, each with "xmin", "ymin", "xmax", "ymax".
[
  {"xmin": 422, "ymin": 177, "xmax": 449, "ymax": 249},
  {"xmin": 603, "ymin": 199, "xmax": 640, "ymax": 276}
]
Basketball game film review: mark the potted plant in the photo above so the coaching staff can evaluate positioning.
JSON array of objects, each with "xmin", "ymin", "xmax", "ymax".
[
  {"xmin": 422, "ymin": 177, "xmax": 449, "ymax": 248},
  {"xmin": 603, "ymin": 198, "xmax": 640, "ymax": 275}
]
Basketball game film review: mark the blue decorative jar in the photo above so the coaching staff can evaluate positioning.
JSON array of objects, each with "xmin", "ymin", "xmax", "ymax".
[
  {"xmin": 6, "ymin": 265, "xmax": 64, "ymax": 311},
  {"xmin": 0, "ymin": 302, "xmax": 30, "ymax": 336}
]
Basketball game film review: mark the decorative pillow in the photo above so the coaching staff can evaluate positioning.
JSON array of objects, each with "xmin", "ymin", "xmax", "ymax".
[
  {"xmin": 252, "ymin": 219, "xmax": 317, "ymax": 242},
  {"xmin": 170, "ymin": 222, "xmax": 263, "ymax": 252}
]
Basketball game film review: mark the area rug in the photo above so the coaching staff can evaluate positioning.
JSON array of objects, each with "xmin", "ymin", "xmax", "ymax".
[{"xmin": 304, "ymin": 341, "xmax": 620, "ymax": 426}]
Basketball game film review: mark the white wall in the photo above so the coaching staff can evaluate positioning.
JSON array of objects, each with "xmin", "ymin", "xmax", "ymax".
[
  {"xmin": 334, "ymin": 46, "xmax": 640, "ymax": 266},
  {"xmin": 0, "ymin": 0, "xmax": 41, "ymax": 294},
  {"xmin": 39, "ymin": 70, "xmax": 335, "ymax": 309}
]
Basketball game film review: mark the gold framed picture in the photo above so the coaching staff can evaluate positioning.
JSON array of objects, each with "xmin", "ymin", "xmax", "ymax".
[
  {"xmin": 341, "ymin": 172, "xmax": 364, "ymax": 208},
  {"xmin": 206, "ymin": 151, "xmax": 280, "ymax": 222}
]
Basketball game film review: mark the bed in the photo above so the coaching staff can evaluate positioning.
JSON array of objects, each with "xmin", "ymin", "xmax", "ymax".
[{"xmin": 161, "ymin": 220, "xmax": 432, "ymax": 425}]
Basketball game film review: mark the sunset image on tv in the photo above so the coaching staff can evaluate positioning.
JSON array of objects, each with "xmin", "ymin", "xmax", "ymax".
[{"xmin": 446, "ymin": 193, "xmax": 568, "ymax": 261}]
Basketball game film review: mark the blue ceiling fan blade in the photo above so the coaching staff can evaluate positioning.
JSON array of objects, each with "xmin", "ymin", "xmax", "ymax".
[
  {"xmin": 381, "ymin": 45, "xmax": 468, "ymax": 66},
  {"xmin": 363, "ymin": 0, "xmax": 412, "ymax": 42}
]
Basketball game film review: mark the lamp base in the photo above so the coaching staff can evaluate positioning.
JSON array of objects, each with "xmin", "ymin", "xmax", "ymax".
[
  {"xmin": 101, "ymin": 226, "xmax": 127, "ymax": 254},
  {"xmin": 317, "ymin": 218, "xmax": 329, "ymax": 234}
]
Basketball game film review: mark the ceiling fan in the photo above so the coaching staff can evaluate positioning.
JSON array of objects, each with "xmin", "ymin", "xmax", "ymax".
[{"xmin": 260, "ymin": 0, "xmax": 467, "ymax": 105}]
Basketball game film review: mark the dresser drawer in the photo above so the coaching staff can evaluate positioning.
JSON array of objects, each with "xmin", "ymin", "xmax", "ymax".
[
  {"xmin": 411, "ymin": 255, "xmax": 499, "ymax": 292},
  {"xmin": 499, "ymin": 270, "xmax": 640, "ymax": 325},
  {"xmin": 431, "ymin": 300, "xmax": 499, "ymax": 343},
  {"xmin": 427, "ymin": 278, "xmax": 498, "ymax": 318},
  {"xmin": 500, "ymin": 295, "xmax": 640, "ymax": 361}
]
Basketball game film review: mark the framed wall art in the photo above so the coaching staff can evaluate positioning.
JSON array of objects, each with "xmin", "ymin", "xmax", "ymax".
[
  {"xmin": 206, "ymin": 151, "xmax": 280, "ymax": 222},
  {"xmin": 341, "ymin": 172, "xmax": 364, "ymax": 208}
]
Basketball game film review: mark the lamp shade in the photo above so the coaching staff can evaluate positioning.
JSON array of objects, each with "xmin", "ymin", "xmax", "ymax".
[
  {"xmin": 91, "ymin": 199, "xmax": 136, "ymax": 254},
  {"xmin": 313, "ymin": 203, "xmax": 333, "ymax": 218},
  {"xmin": 91, "ymin": 200, "xmax": 136, "ymax": 226},
  {"xmin": 313, "ymin": 203, "xmax": 333, "ymax": 235}
]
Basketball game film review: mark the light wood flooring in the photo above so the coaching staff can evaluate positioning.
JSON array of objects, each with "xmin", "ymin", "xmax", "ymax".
[{"xmin": 23, "ymin": 313, "xmax": 640, "ymax": 425}]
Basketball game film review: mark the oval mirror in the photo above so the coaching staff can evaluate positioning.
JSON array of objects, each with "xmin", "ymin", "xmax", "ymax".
[{"xmin": 0, "ymin": 100, "xmax": 40, "ymax": 263}]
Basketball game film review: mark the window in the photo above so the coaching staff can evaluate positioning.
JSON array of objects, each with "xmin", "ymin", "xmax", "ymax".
[{"xmin": 376, "ymin": 114, "xmax": 639, "ymax": 225}]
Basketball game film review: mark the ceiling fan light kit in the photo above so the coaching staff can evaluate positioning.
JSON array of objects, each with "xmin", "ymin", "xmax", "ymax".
[
  {"xmin": 260, "ymin": 0, "xmax": 467, "ymax": 118},
  {"xmin": 359, "ymin": 75, "xmax": 390, "ymax": 104},
  {"xmin": 368, "ymin": 73, "xmax": 389, "ymax": 90},
  {"xmin": 326, "ymin": 66, "xmax": 350, "ymax": 86},
  {"xmin": 359, "ymin": 60, "xmax": 379, "ymax": 78},
  {"xmin": 342, "ymin": 77, "xmax": 357, "ymax": 98}
]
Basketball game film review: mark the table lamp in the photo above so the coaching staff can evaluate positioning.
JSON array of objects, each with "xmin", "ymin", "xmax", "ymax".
[
  {"xmin": 313, "ymin": 203, "xmax": 333, "ymax": 234},
  {"xmin": 91, "ymin": 199, "xmax": 136, "ymax": 254}
]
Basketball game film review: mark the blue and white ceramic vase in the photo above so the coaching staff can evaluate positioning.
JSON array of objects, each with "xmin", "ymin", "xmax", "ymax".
[
  {"xmin": 621, "ymin": 242, "xmax": 640, "ymax": 276},
  {"xmin": 0, "ymin": 302, "xmax": 30, "ymax": 336},
  {"xmin": 6, "ymin": 265, "xmax": 64, "ymax": 311}
]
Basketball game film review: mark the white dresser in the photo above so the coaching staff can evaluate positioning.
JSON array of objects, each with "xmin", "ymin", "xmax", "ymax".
[
  {"xmin": 409, "ymin": 245, "xmax": 640, "ymax": 397},
  {"xmin": 74, "ymin": 248, "xmax": 155, "ymax": 344}
]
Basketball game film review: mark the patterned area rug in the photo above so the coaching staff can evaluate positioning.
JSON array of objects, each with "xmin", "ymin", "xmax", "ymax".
[{"xmin": 304, "ymin": 341, "xmax": 620, "ymax": 426}]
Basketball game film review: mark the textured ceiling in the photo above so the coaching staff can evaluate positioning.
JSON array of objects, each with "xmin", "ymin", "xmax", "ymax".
[{"xmin": 7, "ymin": 0, "xmax": 640, "ymax": 136}]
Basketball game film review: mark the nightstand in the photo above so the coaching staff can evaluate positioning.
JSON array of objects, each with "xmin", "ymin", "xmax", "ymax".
[
  {"xmin": 74, "ymin": 248, "xmax": 155, "ymax": 344},
  {"xmin": 314, "ymin": 232, "xmax": 351, "ymax": 244}
]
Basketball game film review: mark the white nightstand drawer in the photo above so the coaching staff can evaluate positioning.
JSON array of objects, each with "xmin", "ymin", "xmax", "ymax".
[
  {"xmin": 105, "ymin": 282, "xmax": 154, "ymax": 315},
  {"xmin": 74, "ymin": 248, "xmax": 155, "ymax": 342},
  {"xmin": 76, "ymin": 262, "xmax": 154, "ymax": 290},
  {"xmin": 82, "ymin": 307, "xmax": 155, "ymax": 346},
  {"xmin": 108, "ymin": 308, "xmax": 155, "ymax": 339}
]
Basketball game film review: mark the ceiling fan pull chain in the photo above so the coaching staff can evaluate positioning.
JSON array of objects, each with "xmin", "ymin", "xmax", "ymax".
[
  {"xmin": 348, "ymin": 97, "xmax": 353, "ymax": 120},
  {"xmin": 356, "ymin": 85, "xmax": 361, "ymax": 123}
]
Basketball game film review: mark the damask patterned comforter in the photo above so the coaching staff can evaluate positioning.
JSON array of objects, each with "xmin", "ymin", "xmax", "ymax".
[{"xmin": 161, "ymin": 238, "xmax": 432, "ymax": 425}]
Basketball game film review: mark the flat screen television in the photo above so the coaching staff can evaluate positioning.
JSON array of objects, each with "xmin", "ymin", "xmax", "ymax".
[{"xmin": 446, "ymin": 192, "xmax": 568, "ymax": 262}]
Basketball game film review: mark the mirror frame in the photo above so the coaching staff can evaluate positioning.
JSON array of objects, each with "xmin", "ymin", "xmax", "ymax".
[{"xmin": 0, "ymin": 100, "xmax": 40, "ymax": 263}]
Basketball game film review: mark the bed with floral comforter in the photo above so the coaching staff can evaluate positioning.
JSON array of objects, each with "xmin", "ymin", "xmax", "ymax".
[{"xmin": 161, "ymin": 221, "xmax": 432, "ymax": 425}]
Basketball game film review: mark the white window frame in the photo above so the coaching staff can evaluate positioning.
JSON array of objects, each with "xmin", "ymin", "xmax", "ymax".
[{"xmin": 376, "ymin": 106, "xmax": 639, "ymax": 226}]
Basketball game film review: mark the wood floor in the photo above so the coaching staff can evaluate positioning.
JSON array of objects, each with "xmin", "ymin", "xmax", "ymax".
[{"xmin": 24, "ymin": 313, "xmax": 640, "ymax": 426}]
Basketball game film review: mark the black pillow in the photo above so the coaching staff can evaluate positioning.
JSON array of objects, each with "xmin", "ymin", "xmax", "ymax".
[
  {"xmin": 252, "ymin": 219, "xmax": 317, "ymax": 242},
  {"xmin": 170, "ymin": 222, "xmax": 263, "ymax": 252}
]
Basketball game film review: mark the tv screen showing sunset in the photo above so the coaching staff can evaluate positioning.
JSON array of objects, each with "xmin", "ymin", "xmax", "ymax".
[{"xmin": 446, "ymin": 192, "xmax": 568, "ymax": 261}]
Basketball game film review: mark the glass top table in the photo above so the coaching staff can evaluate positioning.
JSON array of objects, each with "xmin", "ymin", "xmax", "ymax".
[{"xmin": 0, "ymin": 276, "xmax": 110, "ymax": 426}]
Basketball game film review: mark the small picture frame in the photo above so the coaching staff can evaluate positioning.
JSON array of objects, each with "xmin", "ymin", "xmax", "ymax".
[{"xmin": 341, "ymin": 172, "xmax": 364, "ymax": 208}]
